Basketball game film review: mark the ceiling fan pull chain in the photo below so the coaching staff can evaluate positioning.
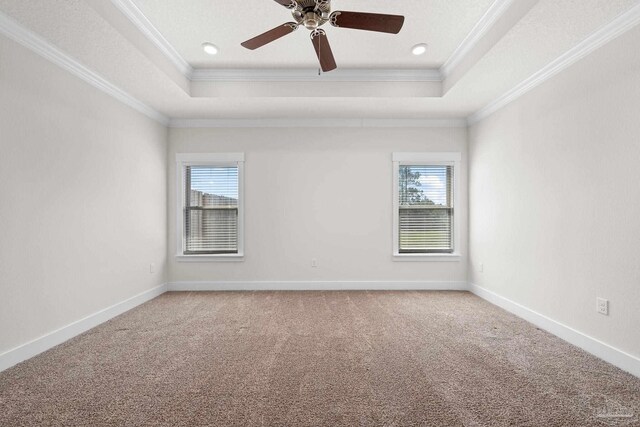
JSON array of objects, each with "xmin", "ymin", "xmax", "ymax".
[{"xmin": 318, "ymin": 30, "xmax": 321, "ymax": 75}]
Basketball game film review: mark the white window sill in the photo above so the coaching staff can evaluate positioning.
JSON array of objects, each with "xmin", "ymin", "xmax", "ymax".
[
  {"xmin": 176, "ymin": 254, "xmax": 244, "ymax": 262},
  {"xmin": 393, "ymin": 253, "xmax": 461, "ymax": 262}
]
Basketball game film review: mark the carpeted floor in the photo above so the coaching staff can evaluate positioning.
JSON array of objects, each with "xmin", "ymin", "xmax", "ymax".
[{"xmin": 0, "ymin": 291, "xmax": 638, "ymax": 426}]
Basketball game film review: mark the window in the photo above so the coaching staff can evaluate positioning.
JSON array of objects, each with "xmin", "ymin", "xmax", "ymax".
[
  {"xmin": 393, "ymin": 152, "xmax": 461, "ymax": 260},
  {"xmin": 176, "ymin": 153, "xmax": 244, "ymax": 259}
]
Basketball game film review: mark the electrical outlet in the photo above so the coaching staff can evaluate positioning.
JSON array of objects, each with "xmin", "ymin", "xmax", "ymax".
[
  {"xmin": 150, "ymin": 263, "xmax": 155, "ymax": 274},
  {"xmin": 479, "ymin": 263, "xmax": 484, "ymax": 273},
  {"xmin": 311, "ymin": 258, "xmax": 318, "ymax": 268},
  {"xmin": 596, "ymin": 298, "xmax": 609, "ymax": 315}
]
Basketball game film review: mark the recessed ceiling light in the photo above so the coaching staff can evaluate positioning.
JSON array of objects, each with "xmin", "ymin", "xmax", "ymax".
[
  {"xmin": 202, "ymin": 42, "xmax": 219, "ymax": 55},
  {"xmin": 411, "ymin": 43, "xmax": 428, "ymax": 56}
]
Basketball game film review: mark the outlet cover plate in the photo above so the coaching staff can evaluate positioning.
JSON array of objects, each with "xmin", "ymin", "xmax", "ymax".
[{"xmin": 597, "ymin": 298, "xmax": 609, "ymax": 315}]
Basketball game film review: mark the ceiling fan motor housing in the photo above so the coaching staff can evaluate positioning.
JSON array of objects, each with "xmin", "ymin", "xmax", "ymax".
[
  {"xmin": 241, "ymin": 0, "xmax": 404, "ymax": 73},
  {"xmin": 292, "ymin": 0, "xmax": 331, "ymax": 30}
]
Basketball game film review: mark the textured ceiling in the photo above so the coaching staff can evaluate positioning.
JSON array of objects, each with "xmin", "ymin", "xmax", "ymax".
[
  {"xmin": 130, "ymin": 0, "xmax": 495, "ymax": 69},
  {"xmin": 443, "ymin": 0, "xmax": 640, "ymax": 114},
  {"xmin": 0, "ymin": 0, "xmax": 638, "ymax": 120}
]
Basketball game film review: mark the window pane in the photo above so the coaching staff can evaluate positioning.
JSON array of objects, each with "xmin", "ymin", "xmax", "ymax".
[
  {"xmin": 399, "ymin": 165, "xmax": 452, "ymax": 207},
  {"xmin": 189, "ymin": 166, "xmax": 238, "ymax": 207},
  {"xmin": 399, "ymin": 208, "xmax": 452, "ymax": 253},
  {"xmin": 398, "ymin": 165, "xmax": 453, "ymax": 253},
  {"xmin": 185, "ymin": 208, "xmax": 238, "ymax": 253},
  {"xmin": 185, "ymin": 166, "xmax": 238, "ymax": 254}
]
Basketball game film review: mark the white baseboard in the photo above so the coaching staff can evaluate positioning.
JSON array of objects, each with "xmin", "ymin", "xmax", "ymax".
[
  {"xmin": 0, "ymin": 283, "xmax": 167, "ymax": 373},
  {"xmin": 469, "ymin": 283, "xmax": 640, "ymax": 378},
  {"xmin": 167, "ymin": 281, "xmax": 470, "ymax": 292}
]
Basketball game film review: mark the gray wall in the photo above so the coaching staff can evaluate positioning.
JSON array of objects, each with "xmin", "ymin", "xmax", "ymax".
[
  {"xmin": 469, "ymin": 26, "xmax": 640, "ymax": 359},
  {"xmin": 0, "ymin": 35, "xmax": 168, "ymax": 354},
  {"xmin": 168, "ymin": 127, "xmax": 468, "ymax": 284}
]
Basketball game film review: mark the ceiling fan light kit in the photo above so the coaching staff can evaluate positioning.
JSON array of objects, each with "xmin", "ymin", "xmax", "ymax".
[{"xmin": 241, "ymin": 0, "xmax": 405, "ymax": 72}]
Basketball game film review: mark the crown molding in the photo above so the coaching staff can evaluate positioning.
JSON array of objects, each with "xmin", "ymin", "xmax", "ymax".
[
  {"xmin": 169, "ymin": 118, "xmax": 467, "ymax": 128},
  {"xmin": 440, "ymin": 0, "xmax": 515, "ymax": 78},
  {"xmin": 109, "ymin": 0, "xmax": 193, "ymax": 79},
  {"xmin": 0, "ymin": 11, "xmax": 169, "ymax": 125},
  {"xmin": 467, "ymin": 2, "xmax": 640, "ymax": 125},
  {"xmin": 5, "ymin": 1, "xmax": 638, "ymax": 131},
  {"xmin": 190, "ymin": 68, "xmax": 443, "ymax": 82}
]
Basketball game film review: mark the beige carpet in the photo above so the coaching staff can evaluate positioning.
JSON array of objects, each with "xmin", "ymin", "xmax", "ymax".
[{"xmin": 0, "ymin": 291, "xmax": 638, "ymax": 426}]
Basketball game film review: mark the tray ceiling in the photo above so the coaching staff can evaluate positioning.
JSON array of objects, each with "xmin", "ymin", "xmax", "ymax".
[
  {"xmin": 0, "ymin": 0, "xmax": 638, "ymax": 122},
  {"xmin": 129, "ymin": 0, "xmax": 495, "ymax": 69}
]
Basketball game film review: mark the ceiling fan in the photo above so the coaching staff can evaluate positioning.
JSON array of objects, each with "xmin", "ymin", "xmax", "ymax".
[{"xmin": 241, "ymin": 0, "xmax": 405, "ymax": 72}]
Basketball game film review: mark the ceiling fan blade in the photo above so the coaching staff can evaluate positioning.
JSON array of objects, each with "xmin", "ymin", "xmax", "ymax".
[
  {"xmin": 330, "ymin": 11, "xmax": 405, "ymax": 34},
  {"xmin": 241, "ymin": 23, "xmax": 299, "ymax": 50},
  {"xmin": 273, "ymin": 0, "xmax": 298, "ymax": 9},
  {"xmin": 310, "ymin": 29, "xmax": 337, "ymax": 72}
]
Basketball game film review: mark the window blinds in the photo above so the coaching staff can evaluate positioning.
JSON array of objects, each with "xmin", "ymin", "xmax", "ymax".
[
  {"xmin": 398, "ymin": 165, "xmax": 453, "ymax": 253},
  {"xmin": 184, "ymin": 165, "xmax": 239, "ymax": 254}
]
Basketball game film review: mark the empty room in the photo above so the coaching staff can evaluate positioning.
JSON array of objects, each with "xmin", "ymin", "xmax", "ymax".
[{"xmin": 1, "ymin": 0, "xmax": 639, "ymax": 425}]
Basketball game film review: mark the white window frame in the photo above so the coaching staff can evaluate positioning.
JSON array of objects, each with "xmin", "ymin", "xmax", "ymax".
[
  {"xmin": 175, "ymin": 153, "xmax": 245, "ymax": 262},
  {"xmin": 392, "ymin": 152, "xmax": 461, "ymax": 262}
]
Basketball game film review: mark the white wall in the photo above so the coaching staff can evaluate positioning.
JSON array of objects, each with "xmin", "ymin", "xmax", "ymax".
[
  {"xmin": 469, "ymin": 26, "xmax": 640, "ymax": 358},
  {"xmin": 169, "ymin": 127, "xmax": 468, "ymax": 284},
  {"xmin": 0, "ymin": 36, "xmax": 167, "ymax": 354}
]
